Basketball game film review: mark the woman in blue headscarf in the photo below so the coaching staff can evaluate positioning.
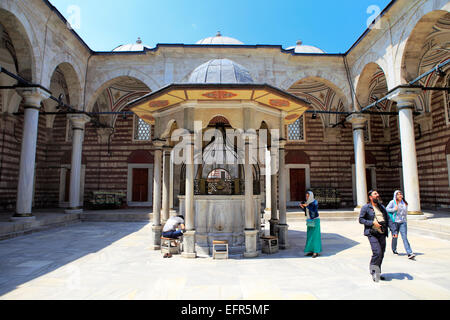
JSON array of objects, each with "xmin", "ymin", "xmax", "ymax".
[
  {"xmin": 300, "ymin": 191, "xmax": 322, "ymax": 258},
  {"xmin": 386, "ymin": 190, "xmax": 416, "ymax": 260}
]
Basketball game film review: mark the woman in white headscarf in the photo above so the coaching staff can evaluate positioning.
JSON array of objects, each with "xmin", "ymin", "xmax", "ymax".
[{"xmin": 300, "ymin": 191, "xmax": 322, "ymax": 258}]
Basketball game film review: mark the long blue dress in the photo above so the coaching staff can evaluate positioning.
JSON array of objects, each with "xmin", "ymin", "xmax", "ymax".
[{"xmin": 304, "ymin": 200, "xmax": 322, "ymax": 254}]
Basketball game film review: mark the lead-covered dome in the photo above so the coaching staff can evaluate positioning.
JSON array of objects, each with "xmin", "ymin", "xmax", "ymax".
[
  {"xmin": 286, "ymin": 40, "xmax": 326, "ymax": 54},
  {"xmin": 188, "ymin": 59, "xmax": 253, "ymax": 84},
  {"xmin": 196, "ymin": 32, "xmax": 244, "ymax": 45},
  {"xmin": 113, "ymin": 38, "xmax": 150, "ymax": 52}
]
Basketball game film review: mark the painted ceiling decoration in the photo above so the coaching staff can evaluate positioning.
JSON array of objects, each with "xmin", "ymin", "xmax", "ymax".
[
  {"xmin": 418, "ymin": 12, "xmax": 450, "ymax": 113},
  {"xmin": 288, "ymin": 78, "xmax": 345, "ymax": 127},
  {"xmin": 128, "ymin": 83, "xmax": 310, "ymax": 126}
]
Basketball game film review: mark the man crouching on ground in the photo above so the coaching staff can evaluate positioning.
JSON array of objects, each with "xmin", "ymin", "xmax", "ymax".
[{"xmin": 162, "ymin": 215, "xmax": 185, "ymax": 258}]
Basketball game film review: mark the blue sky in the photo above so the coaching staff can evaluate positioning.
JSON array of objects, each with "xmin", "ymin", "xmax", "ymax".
[{"xmin": 49, "ymin": 0, "xmax": 392, "ymax": 53}]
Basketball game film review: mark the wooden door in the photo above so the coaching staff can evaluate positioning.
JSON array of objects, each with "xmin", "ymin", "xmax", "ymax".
[
  {"xmin": 366, "ymin": 168, "xmax": 373, "ymax": 192},
  {"xmin": 132, "ymin": 168, "xmax": 148, "ymax": 202},
  {"xmin": 290, "ymin": 168, "xmax": 306, "ymax": 202}
]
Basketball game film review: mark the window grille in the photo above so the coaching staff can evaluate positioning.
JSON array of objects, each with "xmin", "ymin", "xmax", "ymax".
[
  {"xmin": 288, "ymin": 115, "xmax": 305, "ymax": 141},
  {"xmin": 134, "ymin": 115, "xmax": 151, "ymax": 141}
]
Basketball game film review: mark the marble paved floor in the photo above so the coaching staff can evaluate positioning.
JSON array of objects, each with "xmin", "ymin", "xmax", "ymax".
[{"xmin": 1, "ymin": 220, "xmax": 450, "ymax": 300}]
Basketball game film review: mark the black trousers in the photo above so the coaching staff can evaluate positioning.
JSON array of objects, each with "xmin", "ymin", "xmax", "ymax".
[{"xmin": 368, "ymin": 234, "xmax": 386, "ymax": 273}]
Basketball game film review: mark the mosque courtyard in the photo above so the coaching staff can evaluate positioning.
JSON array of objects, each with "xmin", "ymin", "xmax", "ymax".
[{"xmin": 1, "ymin": 217, "xmax": 450, "ymax": 300}]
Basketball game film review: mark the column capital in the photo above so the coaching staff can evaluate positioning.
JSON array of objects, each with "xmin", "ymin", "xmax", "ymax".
[
  {"xmin": 96, "ymin": 127, "xmax": 114, "ymax": 144},
  {"xmin": 16, "ymin": 87, "xmax": 51, "ymax": 108},
  {"xmin": 387, "ymin": 87, "xmax": 422, "ymax": 109},
  {"xmin": 346, "ymin": 114, "xmax": 368, "ymax": 129},
  {"xmin": 68, "ymin": 114, "xmax": 91, "ymax": 129}
]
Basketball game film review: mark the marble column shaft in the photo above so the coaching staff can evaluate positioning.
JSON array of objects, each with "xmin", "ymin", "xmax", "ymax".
[
  {"xmin": 162, "ymin": 148, "xmax": 171, "ymax": 222},
  {"xmin": 389, "ymin": 88, "xmax": 423, "ymax": 215},
  {"xmin": 14, "ymin": 88, "xmax": 50, "ymax": 218},
  {"xmin": 353, "ymin": 118, "xmax": 368, "ymax": 208},
  {"xmin": 66, "ymin": 114, "xmax": 91, "ymax": 213}
]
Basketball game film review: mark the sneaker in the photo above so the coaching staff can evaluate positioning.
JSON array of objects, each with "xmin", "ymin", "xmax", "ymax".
[
  {"xmin": 305, "ymin": 252, "xmax": 313, "ymax": 256},
  {"xmin": 393, "ymin": 250, "xmax": 399, "ymax": 255},
  {"xmin": 372, "ymin": 272, "xmax": 380, "ymax": 283},
  {"xmin": 380, "ymin": 276, "xmax": 386, "ymax": 281},
  {"xmin": 408, "ymin": 253, "xmax": 416, "ymax": 260},
  {"xmin": 163, "ymin": 253, "xmax": 168, "ymax": 258}
]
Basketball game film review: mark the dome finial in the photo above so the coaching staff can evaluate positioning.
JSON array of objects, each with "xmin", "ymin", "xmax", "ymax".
[
  {"xmin": 296, "ymin": 40, "xmax": 303, "ymax": 46},
  {"xmin": 136, "ymin": 37, "xmax": 142, "ymax": 44},
  {"xmin": 216, "ymin": 31, "xmax": 222, "ymax": 37}
]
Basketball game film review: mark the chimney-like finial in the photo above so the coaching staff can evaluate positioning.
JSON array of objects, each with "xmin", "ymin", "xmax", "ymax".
[
  {"xmin": 216, "ymin": 31, "xmax": 222, "ymax": 37},
  {"xmin": 296, "ymin": 40, "xmax": 303, "ymax": 46},
  {"xmin": 136, "ymin": 37, "xmax": 142, "ymax": 44}
]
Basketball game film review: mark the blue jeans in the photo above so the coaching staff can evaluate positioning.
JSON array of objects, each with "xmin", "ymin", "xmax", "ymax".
[
  {"xmin": 162, "ymin": 230, "xmax": 183, "ymax": 239},
  {"xmin": 392, "ymin": 222, "xmax": 413, "ymax": 255}
]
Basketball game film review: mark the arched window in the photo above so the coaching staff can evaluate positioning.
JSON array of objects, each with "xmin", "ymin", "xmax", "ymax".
[{"xmin": 133, "ymin": 115, "xmax": 151, "ymax": 141}]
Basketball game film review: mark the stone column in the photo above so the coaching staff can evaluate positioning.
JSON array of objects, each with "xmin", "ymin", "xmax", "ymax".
[
  {"xmin": 244, "ymin": 137, "xmax": 258, "ymax": 258},
  {"xmin": 13, "ymin": 87, "xmax": 50, "ymax": 220},
  {"xmin": 277, "ymin": 139, "xmax": 289, "ymax": 249},
  {"xmin": 151, "ymin": 148, "xmax": 163, "ymax": 250},
  {"xmin": 269, "ymin": 148, "xmax": 279, "ymax": 236},
  {"xmin": 161, "ymin": 147, "xmax": 171, "ymax": 223},
  {"xmin": 347, "ymin": 114, "xmax": 368, "ymax": 210},
  {"xmin": 264, "ymin": 148, "xmax": 271, "ymax": 219},
  {"xmin": 182, "ymin": 135, "xmax": 196, "ymax": 258},
  {"xmin": 65, "ymin": 114, "xmax": 91, "ymax": 214},
  {"xmin": 169, "ymin": 149, "xmax": 177, "ymax": 216},
  {"xmin": 389, "ymin": 88, "xmax": 423, "ymax": 215}
]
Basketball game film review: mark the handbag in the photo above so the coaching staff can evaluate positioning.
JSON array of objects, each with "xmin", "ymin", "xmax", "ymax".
[{"xmin": 306, "ymin": 219, "xmax": 316, "ymax": 228}]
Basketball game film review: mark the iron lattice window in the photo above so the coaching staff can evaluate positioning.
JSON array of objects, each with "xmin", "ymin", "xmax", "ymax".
[
  {"xmin": 364, "ymin": 121, "xmax": 371, "ymax": 143},
  {"xmin": 288, "ymin": 116, "xmax": 305, "ymax": 141},
  {"xmin": 134, "ymin": 116, "xmax": 151, "ymax": 141}
]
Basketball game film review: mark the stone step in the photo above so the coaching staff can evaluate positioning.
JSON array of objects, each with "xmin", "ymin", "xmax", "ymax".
[{"xmin": 80, "ymin": 211, "xmax": 152, "ymax": 222}]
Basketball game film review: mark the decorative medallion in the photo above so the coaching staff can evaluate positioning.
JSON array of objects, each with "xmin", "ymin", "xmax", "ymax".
[
  {"xmin": 202, "ymin": 91, "xmax": 237, "ymax": 100},
  {"xmin": 141, "ymin": 114, "xmax": 155, "ymax": 123},
  {"xmin": 148, "ymin": 100, "xmax": 169, "ymax": 108},
  {"xmin": 270, "ymin": 99, "xmax": 290, "ymax": 107},
  {"xmin": 285, "ymin": 114, "xmax": 300, "ymax": 121}
]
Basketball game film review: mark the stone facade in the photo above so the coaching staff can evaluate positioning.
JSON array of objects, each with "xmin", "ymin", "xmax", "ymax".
[{"xmin": 0, "ymin": 0, "xmax": 449, "ymax": 214}]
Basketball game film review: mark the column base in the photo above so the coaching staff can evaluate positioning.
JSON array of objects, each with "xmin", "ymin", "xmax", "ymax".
[
  {"xmin": 244, "ymin": 229, "xmax": 259, "ymax": 258},
  {"xmin": 10, "ymin": 214, "xmax": 36, "ymax": 222},
  {"xmin": 277, "ymin": 224, "xmax": 289, "ymax": 249},
  {"xmin": 269, "ymin": 219, "xmax": 279, "ymax": 237},
  {"xmin": 182, "ymin": 230, "xmax": 196, "ymax": 259},
  {"xmin": 354, "ymin": 206, "xmax": 362, "ymax": 213},
  {"xmin": 169, "ymin": 209, "xmax": 178, "ymax": 217},
  {"xmin": 65, "ymin": 208, "xmax": 83, "ymax": 214},
  {"xmin": 151, "ymin": 225, "xmax": 163, "ymax": 250},
  {"xmin": 408, "ymin": 211, "xmax": 423, "ymax": 216}
]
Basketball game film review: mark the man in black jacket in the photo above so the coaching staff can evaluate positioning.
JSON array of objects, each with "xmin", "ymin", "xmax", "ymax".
[{"xmin": 359, "ymin": 190, "xmax": 398, "ymax": 282}]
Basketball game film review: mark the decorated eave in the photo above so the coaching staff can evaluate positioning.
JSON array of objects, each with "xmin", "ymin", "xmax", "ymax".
[{"xmin": 127, "ymin": 83, "xmax": 311, "ymax": 125}]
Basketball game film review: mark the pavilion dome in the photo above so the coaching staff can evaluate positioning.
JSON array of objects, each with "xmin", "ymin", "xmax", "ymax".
[
  {"xmin": 196, "ymin": 32, "xmax": 244, "ymax": 45},
  {"xmin": 286, "ymin": 40, "xmax": 326, "ymax": 54},
  {"xmin": 112, "ymin": 37, "xmax": 150, "ymax": 52},
  {"xmin": 188, "ymin": 58, "xmax": 254, "ymax": 84}
]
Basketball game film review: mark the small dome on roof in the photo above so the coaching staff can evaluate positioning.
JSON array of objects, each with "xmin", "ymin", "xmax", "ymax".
[
  {"xmin": 188, "ymin": 58, "xmax": 253, "ymax": 84},
  {"xmin": 113, "ymin": 37, "xmax": 150, "ymax": 52},
  {"xmin": 196, "ymin": 32, "xmax": 244, "ymax": 45},
  {"xmin": 286, "ymin": 40, "xmax": 326, "ymax": 54}
]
